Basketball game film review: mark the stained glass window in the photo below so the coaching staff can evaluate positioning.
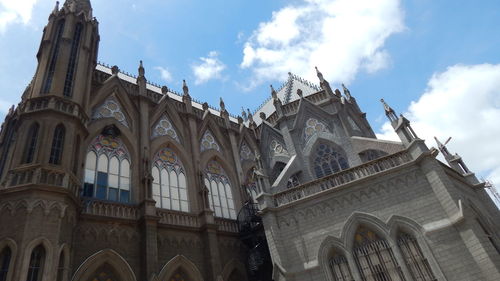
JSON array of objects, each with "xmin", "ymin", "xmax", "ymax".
[
  {"xmin": 353, "ymin": 227, "xmax": 406, "ymax": 281},
  {"xmin": 169, "ymin": 269, "xmax": 189, "ymax": 281},
  {"xmin": 0, "ymin": 247, "xmax": 11, "ymax": 281},
  {"xmin": 83, "ymin": 135, "xmax": 131, "ymax": 203},
  {"xmin": 63, "ymin": 23, "xmax": 83, "ymax": 97},
  {"xmin": 92, "ymin": 97, "xmax": 129, "ymax": 128},
  {"xmin": 89, "ymin": 264, "xmax": 120, "ymax": 281},
  {"xmin": 23, "ymin": 123, "xmax": 39, "ymax": 164},
  {"xmin": 239, "ymin": 141, "xmax": 254, "ymax": 161},
  {"xmin": 397, "ymin": 232, "xmax": 436, "ymax": 281},
  {"xmin": 304, "ymin": 118, "xmax": 329, "ymax": 142},
  {"xmin": 27, "ymin": 245, "xmax": 45, "ymax": 281},
  {"xmin": 312, "ymin": 143, "xmax": 349, "ymax": 178},
  {"xmin": 204, "ymin": 161, "xmax": 236, "ymax": 219},
  {"xmin": 359, "ymin": 149, "xmax": 388, "ymax": 163},
  {"xmin": 151, "ymin": 114, "xmax": 180, "ymax": 142},
  {"xmin": 329, "ymin": 251, "xmax": 354, "ymax": 281},
  {"xmin": 200, "ymin": 130, "xmax": 220, "ymax": 152},
  {"xmin": 152, "ymin": 148, "xmax": 188, "ymax": 211},
  {"xmin": 49, "ymin": 124, "xmax": 65, "ymax": 165}
]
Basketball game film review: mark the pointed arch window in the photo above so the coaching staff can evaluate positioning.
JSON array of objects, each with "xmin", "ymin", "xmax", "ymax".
[
  {"xmin": 352, "ymin": 227, "xmax": 406, "ymax": 281},
  {"xmin": 56, "ymin": 250, "xmax": 66, "ymax": 281},
  {"xmin": 26, "ymin": 245, "xmax": 45, "ymax": 281},
  {"xmin": 23, "ymin": 123, "xmax": 39, "ymax": 164},
  {"xmin": 83, "ymin": 135, "xmax": 131, "ymax": 203},
  {"xmin": 63, "ymin": 23, "xmax": 83, "ymax": 97},
  {"xmin": 312, "ymin": 143, "xmax": 349, "ymax": 178},
  {"xmin": 397, "ymin": 232, "xmax": 436, "ymax": 281},
  {"xmin": 329, "ymin": 251, "xmax": 354, "ymax": 281},
  {"xmin": 204, "ymin": 161, "xmax": 236, "ymax": 219},
  {"xmin": 42, "ymin": 19, "xmax": 65, "ymax": 94},
  {"xmin": 0, "ymin": 246, "xmax": 11, "ymax": 281},
  {"xmin": 49, "ymin": 124, "xmax": 65, "ymax": 165},
  {"xmin": 152, "ymin": 148, "xmax": 188, "ymax": 212}
]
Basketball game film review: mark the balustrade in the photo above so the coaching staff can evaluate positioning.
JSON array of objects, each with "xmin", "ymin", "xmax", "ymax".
[
  {"xmin": 273, "ymin": 150, "xmax": 413, "ymax": 207},
  {"xmin": 82, "ymin": 199, "xmax": 139, "ymax": 220},
  {"xmin": 157, "ymin": 209, "xmax": 200, "ymax": 228}
]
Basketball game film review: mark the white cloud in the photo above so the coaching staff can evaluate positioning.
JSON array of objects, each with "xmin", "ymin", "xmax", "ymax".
[
  {"xmin": 240, "ymin": 0, "xmax": 404, "ymax": 88},
  {"xmin": 377, "ymin": 63, "xmax": 500, "ymax": 186},
  {"xmin": 0, "ymin": 0, "xmax": 39, "ymax": 33},
  {"xmin": 155, "ymin": 66, "xmax": 173, "ymax": 82},
  {"xmin": 192, "ymin": 51, "xmax": 226, "ymax": 85}
]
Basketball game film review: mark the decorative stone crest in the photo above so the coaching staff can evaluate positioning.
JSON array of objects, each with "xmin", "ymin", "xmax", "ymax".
[
  {"xmin": 270, "ymin": 139, "xmax": 288, "ymax": 156},
  {"xmin": 92, "ymin": 96, "xmax": 129, "ymax": 128},
  {"xmin": 200, "ymin": 130, "xmax": 220, "ymax": 152},
  {"xmin": 152, "ymin": 114, "xmax": 180, "ymax": 142},
  {"xmin": 239, "ymin": 141, "xmax": 254, "ymax": 161},
  {"xmin": 303, "ymin": 118, "xmax": 329, "ymax": 142}
]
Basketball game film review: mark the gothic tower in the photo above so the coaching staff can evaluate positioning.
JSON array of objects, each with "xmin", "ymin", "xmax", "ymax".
[{"xmin": 0, "ymin": 1, "xmax": 98, "ymax": 280}]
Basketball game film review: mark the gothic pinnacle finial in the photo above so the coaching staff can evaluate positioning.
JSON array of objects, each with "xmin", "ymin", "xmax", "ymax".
[
  {"xmin": 381, "ymin": 99, "xmax": 397, "ymax": 122},
  {"xmin": 220, "ymin": 97, "xmax": 226, "ymax": 111},
  {"xmin": 342, "ymin": 83, "xmax": 352, "ymax": 99},
  {"xmin": 247, "ymin": 108, "xmax": 254, "ymax": 123},
  {"xmin": 270, "ymin": 85, "xmax": 277, "ymax": 100},
  {"xmin": 315, "ymin": 66, "xmax": 324, "ymax": 81},
  {"xmin": 138, "ymin": 60, "xmax": 145, "ymax": 77},
  {"xmin": 182, "ymin": 80, "xmax": 190, "ymax": 97},
  {"xmin": 53, "ymin": 1, "xmax": 60, "ymax": 13}
]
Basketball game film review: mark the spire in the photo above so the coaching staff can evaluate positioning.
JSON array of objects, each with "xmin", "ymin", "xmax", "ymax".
[
  {"xmin": 242, "ymin": 107, "xmax": 248, "ymax": 121},
  {"xmin": 247, "ymin": 109, "xmax": 254, "ymax": 123},
  {"xmin": 52, "ymin": 1, "xmax": 60, "ymax": 14},
  {"xmin": 434, "ymin": 137, "xmax": 478, "ymax": 183},
  {"xmin": 380, "ymin": 99, "xmax": 397, "ymax": 122}
]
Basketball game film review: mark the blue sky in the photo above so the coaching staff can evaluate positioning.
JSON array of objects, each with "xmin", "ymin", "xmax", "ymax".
[{"xmin": 1, "ymin": 0, "xmax": 500, "ymax": 200}]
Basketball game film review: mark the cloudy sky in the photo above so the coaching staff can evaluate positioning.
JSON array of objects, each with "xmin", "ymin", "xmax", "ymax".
[{"xmin": 0, "ymin": 0, "xmax": 499, "ymax": 198}]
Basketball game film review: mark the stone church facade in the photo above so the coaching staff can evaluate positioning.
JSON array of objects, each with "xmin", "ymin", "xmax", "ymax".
[{"xmin": 0, "ymin": 1, "xmax": 498, "ymax": 281}]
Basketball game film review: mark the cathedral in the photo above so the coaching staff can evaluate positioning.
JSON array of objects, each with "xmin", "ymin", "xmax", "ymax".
[{"xmin": 0, "ymin": 1, "xmax": 499, "ymax": 281}]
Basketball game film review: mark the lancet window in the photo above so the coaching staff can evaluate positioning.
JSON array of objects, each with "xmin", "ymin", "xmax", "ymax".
[
  {"xmin": 63, "ymin": 23, "xmax": 83, "ymax": 97},
  {"xmin": 23, "ymin": 123, "xmax": 39, "ymax": 164},
  {"xmin": 312, "ymin": 143, "xmax": 349, "ymax": 178},
  {"xmin": 329, "ymin": 251, "xmax": 354, "ymax": 281},
  {"xmin": 352, "ymin": 227, "xmax": 406, "ymax": 281},
  {"xmin": 397, "ymin": 233, "xmax": 436, "ymax": 281},
  {"xmin": 83, "ymin": 135, "xmax": 131, "ymax": 203},
  {"xmin": 49, "ymin": 124, "xmax": 65, "ymax": 165},
  {"xmin": 27, "ymin": 245, "xmax": 45, "ymax": 281},
  {"xmin": 204, "ymin": 161, "xmax": 236, "ymax": 219},
  {"xmin": 0, "ymin": 246, "xmax": 11, "ymax": 281},
  {"xmin": 152, "ymin": 148, "xmax": 188, "ymax": 212},
  {"xmin": 42, "ymin": 19, "xmax": 65, "ymax": 94}
]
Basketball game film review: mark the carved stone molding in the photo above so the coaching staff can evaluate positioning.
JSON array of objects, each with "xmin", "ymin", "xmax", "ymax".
[{"xmin": 0, "ymin": 199, "xmax": 68, "ymax": 218}]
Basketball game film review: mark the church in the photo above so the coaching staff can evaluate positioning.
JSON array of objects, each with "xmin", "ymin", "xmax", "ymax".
[{"xmin": 0, "ymin": 1, "xmax": 499, "ymax": 281}]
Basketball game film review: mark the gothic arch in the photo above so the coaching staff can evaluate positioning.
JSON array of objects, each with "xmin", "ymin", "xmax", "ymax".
[
  {"xmin": 387, "ymin": 215, "xmax": 446, "ymax": 281},
  {"xmin": 156, "ymin": 255, "xmax": 203, "ymax": 281},
  {"xmin": 198, "ymin": 117, "xmax": 228, "ymax": 154},
  {"xmin": 340, "ymin": 212, "xmax": 390, "ymax": 249},
  {"xmin": 149, "ymin": 99, "xmax": 185, "ymax": 140},
  {"xmin": 90, "ymin": 78, "xmax": 139, "ymax": 125},
  {"xmin": 306, "ymin": 139, "xmax": 350, "ymax": 180},
  {"xmin": 317, "ymin": 235, "xmax": 356, "ymax": 281},
  {"xmin": 56, "ymin": 243, "xmax": 71, "ymax": 281},
  {"xmin": 221, "ymin": 258, "xmax": 247, "ymax": 281},
  {"xmin": 0, "ymin": 238, "xmax": 17, "ymax": 281},
  {"xmin": 71, "ymin": 249, "xmax": 137, "ymax": 281},
  {"xmin": 19, "ymin": 237, "xmax": 54, "ymax": 281}
]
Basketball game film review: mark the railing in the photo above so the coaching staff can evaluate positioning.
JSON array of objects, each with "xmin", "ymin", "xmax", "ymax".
[
  {"xmin": 2, "ymin": 165, "xmax": 81, "ymax": 197},
  {"xmin": 82, "ymin": 199, "xmax": 140, "ymax": 220},
  {"xmin": 157, "ymin": 209, "xmax": 200, "ymax": 228},
  {"xmin": 273, "ymin": 150, "xmax": 413, "ymax": 207},
  {"xmin": 215, "ymin": 217, "xmax": 239, "ymax": 233},
  {"xmin": 22, "ymin": 95, "xmax": 88, "ymax": 124}
]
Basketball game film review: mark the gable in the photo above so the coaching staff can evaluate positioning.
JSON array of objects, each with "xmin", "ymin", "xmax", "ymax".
[
  {"xmin": 152, "ymin": 114, "xmax": 180, "ymax": 142},
  {"xmin": 200, "ymin": 129, "xmax": 221, "ymax": 153},
  {"xmin": 91, "ymin": 96, "xmax": 129, "ymax": 128}
]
